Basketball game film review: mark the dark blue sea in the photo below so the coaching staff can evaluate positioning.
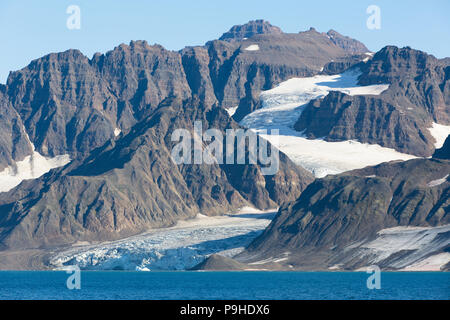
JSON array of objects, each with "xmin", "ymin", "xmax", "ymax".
[{"xmin": 0, "ymin": 271, "xmax": 448, "ymax": 300}]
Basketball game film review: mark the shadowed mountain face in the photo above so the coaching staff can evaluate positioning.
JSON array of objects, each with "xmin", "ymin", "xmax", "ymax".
[
  {"xmin": 295, "ymin": 46, "xmax": 450, "ymax": 157},
  {"xmin": 242, "ymin": 158, "xmax": 450, "ymax": 269}
]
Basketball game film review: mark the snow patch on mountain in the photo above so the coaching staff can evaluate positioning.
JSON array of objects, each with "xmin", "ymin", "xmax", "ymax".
[
  {"xmin": 244, "ymin": 44, "xmax": 260, "ymax": 51},
  {"xmin": 240, "ymin": 69, "xmax": 416, "ymax": 177},
  {"xmin": 50, "ymin": 207, "xmax": 275, "ymax": 271},
  {"xmin": 350, "ymin": 225, "xmax": 450, "ymax": 271},
  {"xmin": 428, "ymin": 122, "xmax": 450, "ymax": 148},
  {"xmin": 428, "ymin": 174, "xmax": 449, "ymax": 187},
  {"xmin": 0, "ymin": 128, "xmax": 71, "ymax": 193},
  {"xmin": 259, "ymin": 132, "xmax": 416, "ymax": 177},
  {"xmin": 226, "ymin": 106, "xmax": 238, "ymax": 117}
]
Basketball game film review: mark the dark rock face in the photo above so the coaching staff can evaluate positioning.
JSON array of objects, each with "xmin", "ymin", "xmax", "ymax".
[
  {"xmin": 0, "ymin": 97, "xmax": 313, "ymax": 250},
  {"xmin": 244, "ymin": 159, "xmax": 450, "ymax": 268},
  {"xmin": 433, "ymin": 135, "xmax": 450, "ymax": 159},
  {"xmin": 295, "ymin": 91, "xmax": 435, "ymax": 156},
  {"xmin": 219, "ymin": 20, "xmax": 282, "ymax": 41},
  {"xmin": 326, "ymin": 30, "xmax": 369, "ymax": 54},
  {"xmin": 181, "ymin": 46, "xmax": 218, "ymax": 107},
  {"xmin": 295, "ymin": 46, "xmax": 450, "ymax": 157},
  {"xmin": 0, "ymin": 87, "xmax": 33, "ymax": 171}
]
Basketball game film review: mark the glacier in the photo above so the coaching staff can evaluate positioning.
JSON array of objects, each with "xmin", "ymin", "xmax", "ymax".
[
  {"xmin": 50, "ymin": 207, "xmax": 275, "ymax": 271},
  {"xmin": 240, "ymin": 69, "xmax": 418, "ymax": 178}
]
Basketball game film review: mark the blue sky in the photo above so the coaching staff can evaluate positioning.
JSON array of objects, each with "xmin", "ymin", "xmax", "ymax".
[{"xmin": 1, "ymin": 0, "xmax": 449, "ymax": 83}]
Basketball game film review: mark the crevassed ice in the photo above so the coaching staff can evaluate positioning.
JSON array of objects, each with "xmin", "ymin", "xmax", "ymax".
[
  {"xmin": 240, "ymin": 69, "xmax": 417, "ymax": 178},
  {"xmin": 50, "ymin": 207, "xmax": 275, "ymax": 271}
]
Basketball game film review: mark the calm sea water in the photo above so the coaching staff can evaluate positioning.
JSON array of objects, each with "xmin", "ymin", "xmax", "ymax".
[{"xmin": 0, "ymin": 271, "xmax": 448, "ymax": 300}]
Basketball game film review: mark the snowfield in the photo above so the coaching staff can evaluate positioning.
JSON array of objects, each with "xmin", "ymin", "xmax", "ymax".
[
  {"xmin": 0, "ymin": 133, "xmax": 70, "ymax": 193},
  {"xmin": 50, "ymin": 207, "xmax": 275, "ymax": 271},
  {"xmin": 428, "ymin": 122, "xmax": 450, "ymax": 148},
  {"xmin": 348, "ymin": 225, "xmax": 450, "ymax": 271},
  {"xmin": 240, "ymin": 69, "xmax": 417, "ymax": 177}
]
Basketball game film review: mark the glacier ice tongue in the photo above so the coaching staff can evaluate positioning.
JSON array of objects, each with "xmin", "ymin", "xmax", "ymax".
[{"xmin": 50, "ymin": 208, "xmax": 275, "ymax": 271}]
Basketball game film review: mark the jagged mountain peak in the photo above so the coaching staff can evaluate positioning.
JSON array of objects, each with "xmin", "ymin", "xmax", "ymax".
[
  {"xmin": 325, "ymin": 29, "xmax": 369, "ymax": 54},
  {"xmin": 219, "ymin": 19, "xmax": 282, "ymax": 41},
  {"xmin": 374, "ymin": 45, "xmax": 423, "ymax": 59},
  {"xmin": 370, "ymin": 46, "xmax": 450, "ymax": 74}
]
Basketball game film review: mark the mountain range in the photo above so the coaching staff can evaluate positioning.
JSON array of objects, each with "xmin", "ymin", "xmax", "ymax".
[{"xmin": 0, "ymin": 20, "xmax": 448, "ymax": 270}]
